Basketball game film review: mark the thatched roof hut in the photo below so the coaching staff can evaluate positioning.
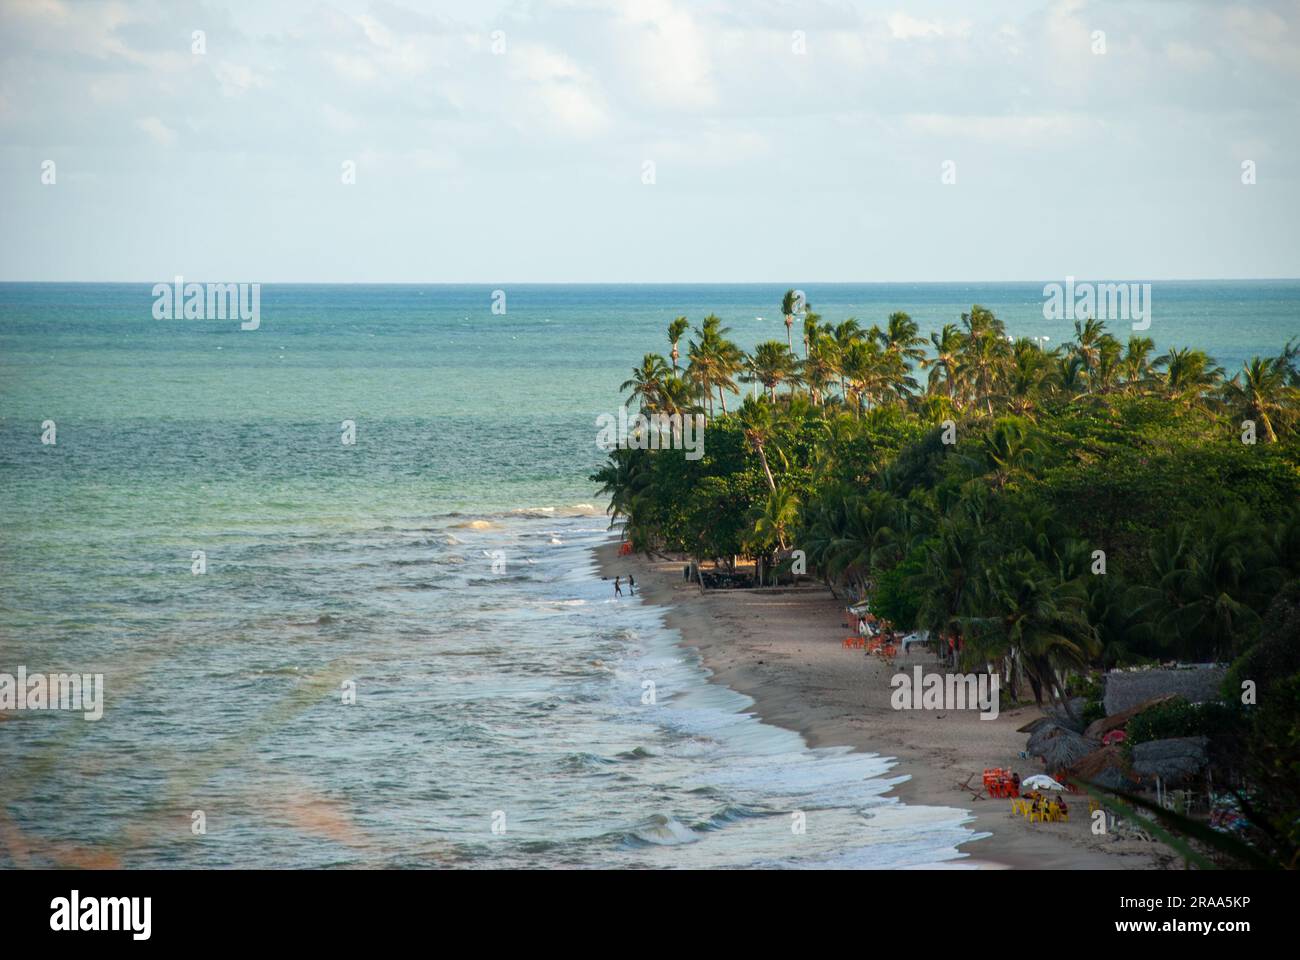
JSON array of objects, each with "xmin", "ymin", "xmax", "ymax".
[
  {"xmin": 1131, "ymin": 736, "xmax": 1209, "ymax": 785},
  {"xmin": 1040, "ymin": 730, "xmax": 1098, "ymax": 773},
  {"xmin": 1017, "ymin": 716, "xmax": 1056, "ymax": 735},
  {"xmin": 1026, "ymin": 721, "xmax": 1067, "ymax": 757},
  {"xmin": 1043, "ymin": 698, "xmax": 1088, "ymax": 733},
  {"xmin": 1083, "ymin": 694, "xmax": 1177, "ymax": 740},
  {"xmin": 1090, "ymin": 765, "xmax": 1138, "ymax": 791},
  {"xmin": 1103, "ymin": 667, "xmax": 1226, "ymax": 715},
  {"xmin": 1065, "ymin": 744, "xmax": 1136, "ymax": 791}
]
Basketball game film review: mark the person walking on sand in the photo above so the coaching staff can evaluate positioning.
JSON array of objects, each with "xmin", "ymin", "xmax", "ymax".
[{"xmin": 614, "ymin": 576, "xmax": 623, "ymax": 598}]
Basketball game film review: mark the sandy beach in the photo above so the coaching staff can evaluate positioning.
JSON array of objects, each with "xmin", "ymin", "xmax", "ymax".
[{"xmin": 596, "ymin": 541, "xmax": 1173, "ymax": 870}]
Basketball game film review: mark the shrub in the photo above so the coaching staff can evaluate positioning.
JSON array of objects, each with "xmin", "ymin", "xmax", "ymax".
[{"xmin": 1126, "ymin": 696, "xmax": 1248, "ymax": 746}]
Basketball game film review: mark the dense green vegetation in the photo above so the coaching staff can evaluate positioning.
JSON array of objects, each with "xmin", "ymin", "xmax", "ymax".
[
  {"xmin": 593, "ymin": 297, "xmax": 1300, "ymax": 861},
  {"xmin": 596, "ymin": 301, "xmax": 1299, "ymax": 685}
]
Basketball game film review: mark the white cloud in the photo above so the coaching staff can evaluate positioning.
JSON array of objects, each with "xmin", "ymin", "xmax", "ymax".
[
  {"xmin": 903, "ymin": 112, "xmax": 1102, "ymax": 147},
  {"xmin": 136, "ymin": 115, "xmax": 176, "ymax": 146},
  {"xmin": 888, "ymin": 13, "xmax": 966, "ymax": 41},
  {"xmin": 509, "ymin": 44, "xmax": 610, "ymax": 136},
  {"xmin": 213, "ymin": 61, "xmax": 265, "ymax": 97}
]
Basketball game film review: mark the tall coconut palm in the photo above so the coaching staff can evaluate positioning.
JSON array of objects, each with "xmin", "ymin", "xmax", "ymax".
[
  {"xmin": 686, "ymin": 315, "xmax": 742, "ymax": 417},
  {"xmin": 927, "ymin": 323, "xmax": 964, "ymax": 401},
  {"xmin": 780, "ymin": 289, "xmax": 800, "ymax": 352},
  {"xmin": 741, "ymin": 340, "xmax": 802, "ymax": 401},
  {"xmin": 1130, "ymin": 507, "xmax": 1270, "ymax": 660},
  {"xmin": 737, "ymin": 396, "xmax": 782, "ymax": 491},
  {"xmin": 1053, "ymin": 354, "xmax": 1087, "ymax": 398},
  {"xmin": 750, "ymin": 483, "xmax": 801, "ymax": 553},
  {"xmin": 667, "ymin": 316, "xmax": 689, "ymax": 372},
  {"xmin": 801, "ymin": 312, "xmax": 823, "ymax": 359},
  {"xmin": 956, "ymin": 312, "xmax": 1010, "ymax": 415},
  {"xmin": 1120, "ymin": 335, "xmax": 1155, "ymax": 391},
  {"xmin": 1070, "ymin": 316, "xmax": 1108, "ymax": 383},
  {"xmin": 801, "ymin": 333, "xmax": 839, "ymax": 406},
  {"xmin": 840, "ymin": 339, "xmax": 886, "ymax": 415},
  {"xmin": 880, "ymin": 311, "xmax": 927, "ymax": 368},
  {"xmin": 979, "ymin": 416, "xmax": 1042, "ymax": 489},
  {"xmin": 833, "ymin": 318, "xmax": 864, "ymax": 401},
  {"xmin": 1222, "ymin": 355, "xmax": 1297, "ymax": 442},
  {"xmin": 961, "ymin": 550, "xmax": 1097, "ymax": 709},
  {"xmin": 1153, "ymin": 347, "xmax": 1225, "ymax": 404},
  {"xmin": 655, "ymin": 373, "xmax": 702, "ymax": 419},
  {"xmin": 1091, "ymin": 334, "xmax": 1123, "ymax": 394},
  {"xmin": 824, "ymin": 491, "xmax": 904, "ymax": 594},
  {"xmin": 1004, "ymin": 339, "xmax": 1053, "ymax": 417},
  {"xmin": 620, "ymin": 353, "xmax": 670, "ymax": 410},
  {"xmin": 910, "ymin": 514, "xmax": 983, "ymax": 656}
]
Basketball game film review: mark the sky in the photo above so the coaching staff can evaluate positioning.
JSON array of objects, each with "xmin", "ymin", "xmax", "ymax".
[{"xmin": 1, "ymin": 0, "xmax": 1298, "ymax": 282}]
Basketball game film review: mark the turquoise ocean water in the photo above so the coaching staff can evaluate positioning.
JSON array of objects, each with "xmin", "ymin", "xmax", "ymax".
[{"xmin": 1, "ymin": 281, "xmax": 1296, "ymax": 867}]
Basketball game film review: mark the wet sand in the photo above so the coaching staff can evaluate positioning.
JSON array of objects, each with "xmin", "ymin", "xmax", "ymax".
[{"xmin": 597, "ymin": 541, "xmax": 1170, "ymax": 870}]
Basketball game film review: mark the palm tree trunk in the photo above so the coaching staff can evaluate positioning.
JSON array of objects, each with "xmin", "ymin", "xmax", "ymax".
[{"xmin": 755, "ymin": 444, "xmax": 776, "ymax": 492}]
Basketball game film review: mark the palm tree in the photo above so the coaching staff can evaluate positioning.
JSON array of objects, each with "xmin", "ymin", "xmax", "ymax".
[
  {"xmin": 927, "ymin": 324, "xmax": 963, "ymax": 401},
  {"xmin": 1153, "ymin": 347, "xmax": 1224, "ymax": 403},
  {"xmin": 667, "ymin": 317, "xmax": 689, "ymax": 372},
  {"xmin": 1053, "ymin": 354, "xmax": 1087, "ymax": 398},
  {"xmin": 1130, "ymin": 508, "xmax": 1271, "ymax": 661},
  {"xmin": 750, "ymin": 484, "xmax": 801, "ymax": 553},
  {"xmin": 801, "ymin": 333, "xmax": 839, "ymax": 406},
  {"xmin": 590, "ymin": 447, "xmax": 647, "ymax": 526},
  {"xmin": 833, "ymin": 319, "xmax": 864, "ymax": 401},
  {"xmin": 840, "ymin": 339, "xmax": 887, "ymax": 415},
  {"xmin": 781, "ymin": 289, "xmax": 800, "ymax": 352},
  {"xmin": 956, "ymin": 310, "xmax": 1010, "ymax": 415},
  {"xmin": 801, "ymin": 312, "xmax": 823, "ymax": 359},
  {"xmin": 741, "ymin": 341, "xmax": 802, "ymax": 401},
  {"xmin": 655, "ymin": 374, "xmax": 702, "ymax": 419},
  {"xmin": 737, "ymin": 396, "xmax": 782, "ymax": 491},
  {"xmin": 961, "ymin": 550, "xmax": 1097, "ymax": 709},
  {"xmin": 979, "ymin": 416, "xmax": 1042, "ymax": 489},
  {"xmin": 1071, "ymin": 317, "xmax": 1107, "ymax": 383},
  {"xmin": 1004, "ymin": 339, "xmax": 1053, "ymax": 417},
  {"xmin": 1278, "ymin": 337, "xmax": 1300, "ymax": 386},
  {"xmin": 824, "ymin": 491, "xmax": 904, "ymax": 596},
  {"xmin": 911, "ymin": 514, "xmax": 983, "ymax": 661},
  {"xmin": 880, "ymin": 312, "xmax": 927, "ymax": 368},
  {"xmin": 1221, "ymin": 355, "xmax": 1297, "ymax": 442},
  {"xmin": 1091, "ymin": 334, "xmax": 1123, "ymax": 394},
  {"xmin": 620, "ymin": 354, "xmax": 670, "ymax": 410},
  {"xmin": 686, "ymin": 315, "xmax": 742, "ymax": 417},
  {"xmin": 1120, "ymin": 335, "xmax": 1155, "ymax": 391}
]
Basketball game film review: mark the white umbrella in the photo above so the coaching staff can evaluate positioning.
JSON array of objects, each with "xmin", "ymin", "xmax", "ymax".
[{"xmin": 1021, "ymin": 774, "xmax": 1066, "ymax": 792}]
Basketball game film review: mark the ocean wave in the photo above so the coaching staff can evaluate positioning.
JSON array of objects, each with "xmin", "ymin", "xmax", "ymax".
[
  {"xmin": 508, "ymin": 504, "xmax": 602, "ymax": 519},
  {"xmin": 448, "ymin": 520, "xmax": 500, "ymax": 531},
  {"xmin": 697, "ymin": 804, "xmax": 767, "ymax": 831},
  {"xmin": 560, "ymin": 752, "xmax": 618, "ymax": 772},
  {"xmin": 625, "ymin": 814, "xmax": 700, "ymax": 847}
]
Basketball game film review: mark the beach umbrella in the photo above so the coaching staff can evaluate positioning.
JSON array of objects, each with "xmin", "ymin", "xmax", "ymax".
[{"xmin": 1021, "ymin": 774, "xmax": 1066, "ymax": 792}]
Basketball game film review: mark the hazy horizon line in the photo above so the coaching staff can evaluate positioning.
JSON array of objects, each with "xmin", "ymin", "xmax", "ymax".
[{"xmin": 3, "ymin": 277, "xmax": 1299, "ymax": 286}]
